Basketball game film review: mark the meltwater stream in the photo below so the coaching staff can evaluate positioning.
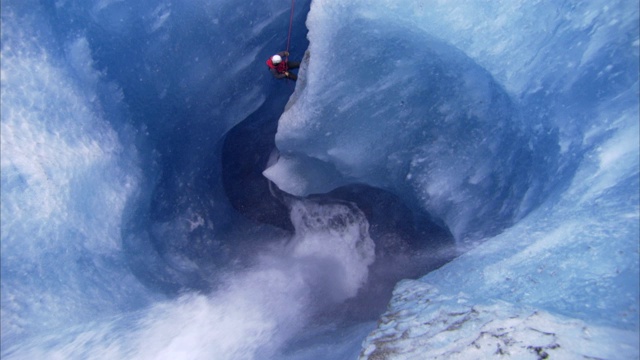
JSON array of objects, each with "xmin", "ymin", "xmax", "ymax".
[{"xmin": 2, "ymin": 0, "xmax": 638, "ymax": 359}]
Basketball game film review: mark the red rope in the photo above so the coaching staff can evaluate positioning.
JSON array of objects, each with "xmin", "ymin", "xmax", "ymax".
[{"xmin": 285, "ymin": 0, "xmax": 295, "ymax": 60}]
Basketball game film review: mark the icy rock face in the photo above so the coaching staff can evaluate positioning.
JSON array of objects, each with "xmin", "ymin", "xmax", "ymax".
[
  {"xmin": 265, "ymin": 1, "xmax": 565, "ymax": 243},
  {"xmin": 266, "ymin": 0, "xmax": 640, "ymax": 358},
  {"xmin": 2, "ymin": 0, "xmax": 638, "ymax": 357},
  {"xmin": 266, "ymin": 0, "xmax": 639, "ymax": 244},
  {"xmin": 1, "ymin": 0, "xmax": 312, "ymax": 352},
  {"xmin": 360, "ymin": 154, "xmax": 640, "ymax": 358},
  {"xmin": 0, "ymin": 5, "xmax": 153, "ymax": 341}
]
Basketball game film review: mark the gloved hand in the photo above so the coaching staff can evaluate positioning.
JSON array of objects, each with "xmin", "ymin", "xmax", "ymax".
[{"xmin": 284, "ymin": 72, "xmax": 290, "ymax": 77}]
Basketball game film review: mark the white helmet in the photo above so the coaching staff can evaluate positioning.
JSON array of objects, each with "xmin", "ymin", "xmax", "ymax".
[{"xmin": 271, "ymin": 54, "xmax": 282, "ymax": 64}]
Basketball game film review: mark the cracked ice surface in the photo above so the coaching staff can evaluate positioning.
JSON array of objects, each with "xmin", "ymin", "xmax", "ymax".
[{"xmin": 361, "ymin": 281, "xmax": 638, "ymax": 359}]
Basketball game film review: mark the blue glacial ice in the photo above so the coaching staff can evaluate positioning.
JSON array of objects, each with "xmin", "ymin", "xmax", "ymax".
[
  {"xmin": 1, "ymin": 0, "xmax": 639, "ymax": 359},
  {"xmin": 268, "ymin": 0, "xmax": 639, "ymax": 358}
]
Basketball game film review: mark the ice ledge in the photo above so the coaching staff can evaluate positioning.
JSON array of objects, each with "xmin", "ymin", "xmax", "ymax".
[{"xmin": 360, "ymin": 280, "xmax": 639, "ymax": 359}]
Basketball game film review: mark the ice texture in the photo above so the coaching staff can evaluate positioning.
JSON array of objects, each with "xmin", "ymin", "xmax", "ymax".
[
  {"xmin": 1, "ymin": 0, "xmax": 638, "ymax": 358},
  {"xmin": 267, "ymin": 1, "xmax": 566, "ymax": 243},
  {"xmin": 1, "ymin": 6, "xmax": 153, "ymax": 343},
  {"xmin": 266, "ymin": 0, "xmax": 639, "ymax": 357},
  {"xmin": 361, "ymin": 281, "xmax": 638, "ymax": 359}
]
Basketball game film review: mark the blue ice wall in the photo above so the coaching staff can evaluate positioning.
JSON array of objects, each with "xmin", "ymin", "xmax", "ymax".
[
  {"xmin": 263, "ymin": 0, "xmax": 639, "ymax": 357},
  {"xmin": 1, "ymin": 0, "xmax": 311, "ymax": 351},
  {"xmin": 1, "ymin": 1, "xmax": 153, "ymax": 346},
  {"xmin": 266, "ymin": 0, "xmax": 639, "ymax": 245},
  {"xmin": 1, "ymin": 0, "xmax": 638, "ymax": 358}
]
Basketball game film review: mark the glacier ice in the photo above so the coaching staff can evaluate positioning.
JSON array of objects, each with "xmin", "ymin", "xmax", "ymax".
[
  {"xmin": 1, "ymin": 0, "xmax": 639, "ymax": 359},
  {"xmin": 266, "ymin": 4, "xmax": 565, "ymax": 243},
  {"xmin": 361, "ymin": 281, "xmax": 638, "ymax": 359},
  {"xmin": 266, "ymin": 0, "xmax": 639, "ymax": 358},
  {"xmin": 0, "ymin": 5, "xmax": 154, "ymax": 344}
]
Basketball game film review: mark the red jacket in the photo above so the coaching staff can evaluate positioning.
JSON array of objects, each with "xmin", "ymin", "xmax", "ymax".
[
  {"xmin": 267, "ymin": 51, "xmax": 290, "ymax": 79},
  {"xmin": 266, "ymin": 58, "xmax": 288, "ymax": 73}
]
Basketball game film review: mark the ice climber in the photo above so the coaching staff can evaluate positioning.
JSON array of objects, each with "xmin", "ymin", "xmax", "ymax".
[{"xmin": 266, "ymin": 51, "xmax": 299, "ymax": 80}]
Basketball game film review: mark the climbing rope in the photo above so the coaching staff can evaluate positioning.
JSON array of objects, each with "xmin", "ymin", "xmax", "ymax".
[{"xmin": 285, "ymin": 0, "xmax": 296, "ymax": 60}]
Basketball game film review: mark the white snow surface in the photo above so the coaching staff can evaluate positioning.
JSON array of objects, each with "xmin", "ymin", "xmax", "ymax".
[{"xmin": 360, "ymin": 281, "xmax": 638, "ymax": 359}]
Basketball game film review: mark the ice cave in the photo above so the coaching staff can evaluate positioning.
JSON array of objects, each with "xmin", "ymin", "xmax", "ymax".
[{"xmin": 1, "ymin": 0, "xmax": 638, "ymax": 359}]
